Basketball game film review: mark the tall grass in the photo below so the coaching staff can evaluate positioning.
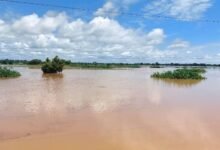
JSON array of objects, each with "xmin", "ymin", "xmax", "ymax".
[{"xmin": 0, "ymin": 66, "xmax": 21, "ymax": 78}]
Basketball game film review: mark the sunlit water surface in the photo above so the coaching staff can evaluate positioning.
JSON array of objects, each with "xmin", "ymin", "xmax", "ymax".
[{"xmin": 0, "ymin": 67, "xmax": 220, "ymax": 150}]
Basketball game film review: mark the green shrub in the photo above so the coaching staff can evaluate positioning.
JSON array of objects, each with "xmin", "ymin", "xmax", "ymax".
[
  {"xmin": 0, "ymin": 66, "xmax": 21, "ymax": 78},
  {"xmin": 151, "ymin": 68, "xmax": 206, "ymax": 80},
  {"xmin": 41, "ymin": 56, "xmax": 64, "ymax": 74}
]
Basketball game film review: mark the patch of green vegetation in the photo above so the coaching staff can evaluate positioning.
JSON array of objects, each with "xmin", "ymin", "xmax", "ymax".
[
  {"xmin": 150, "ymin": 65, "xmax": 163, "ymax": 68},
  {"xmin": 28, "ymin": 59, "xmax": 42, "ymax": 65},
  {"xmin": 0, "ymin": 66, "xmax": 21, "ymax": 78},
  {"xmin": 41, "ymin": 56, "xmax": 64, "ymax": 74},
  {"xmin": 151, "ymin": 68, "xmax": 206, "ymax": 80},
  {"xmin": 190, "ymin": 68, "xmax": 206, "ymax": 73},
  {"xmin": 150, "ymin": 62, "xmax": 163, "ymax": 68},
  {"xmin": 68, "ymin": 62, "xmax": 141, "ymax": 69}
]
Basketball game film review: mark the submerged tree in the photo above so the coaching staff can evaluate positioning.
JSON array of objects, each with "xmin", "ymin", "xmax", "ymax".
[{"xmin": 41, "ymin": 56, "xmax": 64, "ymax": 74}]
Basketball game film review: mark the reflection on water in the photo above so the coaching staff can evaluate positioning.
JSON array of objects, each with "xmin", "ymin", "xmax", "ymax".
[
  {"xmin": 0, "ymin": 67, "xmax": 220, "ymax": 150},
  {"xmin": 153, "ymin": 78, "xmax": 203, "ymax": 87},
  {"xmin": 42, "ymin": 73, "xmax": 64, "ymax": 79}
]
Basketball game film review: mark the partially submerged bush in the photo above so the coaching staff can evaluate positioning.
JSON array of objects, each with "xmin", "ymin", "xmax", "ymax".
[
  {"xmin": 150, "ymin": 62, "xmax": 162, "ymax": 68},
  {"xmin": 150, "ymin": 65, "xmax": 163, "ymax": 68},
  {"xmin": 151, "ymin": 68, "xmax": 206, "ymax": 80},
  {"xmin": 0, "ymin": 66, "xmax": 21, "ymax": 78},
  {"xmin": 41, "ymin": 56, "xmax": 64, "ymax": 74}
]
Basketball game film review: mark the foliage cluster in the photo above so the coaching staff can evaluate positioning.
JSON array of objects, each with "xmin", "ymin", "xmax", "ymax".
[
  {"xmin": 28, "ymin": 59, "xmax": 42, "ymax": 65},
  {"xmin": 69, "ymin": 62, "xmax": 140, "ymax": 69},
  {"xmin": 151, "ymin": 68, "xmax": 206, "ymax": 80},
  {"xmin": 41, "ymin": 56, "xmax": 64, "ymax": 74},
  {"xmin": 0, "ymin": 66, "xmax": 21, "ymax": 78}
]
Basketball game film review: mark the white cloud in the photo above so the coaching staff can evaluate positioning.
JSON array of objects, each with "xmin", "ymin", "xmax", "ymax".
[
  {"xmin": 0, "ymin": 12, "xmax": 220, "ymax": 63},
  {"xmin": 147, "ymin": 28, "xmax": 165, "ymax": 45},
  {"xmin": 0, "ymin": 12, "xmax": 172, "ymax": 62},
  {"xmin": 94, "ymin": 1, "xmax": 119, "ymax": 18},
  {"xmin": 121, "ymin": 51, "xmax": 131, "ymax": 56},
  {"xmin": 168, "ymin": 39, "xmax": 190, "ymax": 49},
  {"xmin": 165, "ymin": 42, "xmax": 220, "ymax": 63},
  {"xmin": 94, "ymin": 0, "xmax": 139, "ymax": 17},
  {"xmin": 186, "ymin": 50, "xmax": 192, "ymax": 54},
  {"xmin": 12, "ymin": 12, "xmax": 67, "ymax": 34},
  {"xmin": 30, "ymin": 51, "xmax": 42, "ymax": 55},
  {"xmin": 145, "ymin": 0, "xmax": 212, "ymax": 20},
  {"xmin": 204, "ymin": 55, "xmax": 212, "ymax": 59}
]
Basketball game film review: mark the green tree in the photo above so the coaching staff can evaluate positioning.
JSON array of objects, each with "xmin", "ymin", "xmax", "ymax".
[{"xmin": 41, "ymin": 56, "xmax": 64, "ymax": 74}]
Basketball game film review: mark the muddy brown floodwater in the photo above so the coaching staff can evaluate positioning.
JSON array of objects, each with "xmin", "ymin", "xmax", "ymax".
[{"xmin": 0, "ymin": 67, "xmax": 220, "ymax": 150}]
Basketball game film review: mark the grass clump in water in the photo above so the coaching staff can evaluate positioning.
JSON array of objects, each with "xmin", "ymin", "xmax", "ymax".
[
  {"xmin": 151, "ymin": 68, "xmax": 206, "ymax": 80},
  {"xmin": 0, "ymin": 66, "xmax": 21, "ymax": 78}
]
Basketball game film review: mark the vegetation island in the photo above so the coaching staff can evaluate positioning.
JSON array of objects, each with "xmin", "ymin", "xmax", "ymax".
[
  {"xmin": 150, "ymin": 62, "xmax": 163, "ymax": 68},
  {"xmin": 41, "ymin": 56, "xmax": 64, "ymax": 74},
  {"xmin": 151, "ymin": 68, "xmax": 206, "ymax": 80},
  {"xmin": 0, "ymin": 66, "xmax": 21, "ymax": 78}
]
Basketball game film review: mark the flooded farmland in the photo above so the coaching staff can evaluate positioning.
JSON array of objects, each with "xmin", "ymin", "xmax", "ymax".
[{"xmin": 0, "ymin": 67, "xmax": 220, "ymax": 150}]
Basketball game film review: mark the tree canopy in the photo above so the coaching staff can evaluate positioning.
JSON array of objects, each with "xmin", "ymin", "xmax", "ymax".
[{"xmin": 41, "ymin": 56, "xmax": 64, "ymax": 74}]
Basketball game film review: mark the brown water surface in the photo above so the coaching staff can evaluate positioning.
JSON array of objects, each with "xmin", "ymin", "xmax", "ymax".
[{"xmin": 0, "ymin": 67, "xmax": 220, "ymax": 150}]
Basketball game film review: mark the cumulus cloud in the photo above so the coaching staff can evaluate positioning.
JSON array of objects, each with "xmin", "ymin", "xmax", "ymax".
[
  {"xmin": 168, "ymin": 39, "xmax": 190, "ymax": 49},
  {"xmin": 94, "ymin": 1, "xmax": 119, "ymax": 18},
  {"xmin": 0, "ymin": 12, "xmax": 173, "ymax": 62},
  {"xmin": 12, "ymin": 12, "xmax": 67, "ymax": 34},
  {"xmin": 0, "ymin": 11, "xmax": 220, "ymax": 63},
  {"xmin": 147, "ymin": 29, "xmax": 165, "ymax": 45},
  {"xmin": 145, "ymin": 0, "xmax": 212, "ymax": 20},
  {"xmin": 165, "ymin": 42, "xmax": 220, "ymax": 64},
  {"xmin": 94, "ymin": 0, "xmax": 138, "ymax": 17}
]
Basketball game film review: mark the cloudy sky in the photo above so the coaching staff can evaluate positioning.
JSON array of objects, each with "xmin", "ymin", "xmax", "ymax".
[{"xmin": 0, "ymin": 0, "xmax": 219, "ymax": 63}]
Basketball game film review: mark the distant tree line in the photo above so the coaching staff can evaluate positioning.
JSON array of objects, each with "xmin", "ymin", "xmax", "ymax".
[
  {"xmin": 0, "ymin": 59, "xmax": 43, "ymax": 65},
  {"xmin": 0, "ymin": 59, "xmax": 29, "ymax": 65},
  {"xmin": 0, "ymin": 59, "xmax": 220, "ymax": 68}
]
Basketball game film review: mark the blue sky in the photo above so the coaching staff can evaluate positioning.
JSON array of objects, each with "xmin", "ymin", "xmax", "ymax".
[{"xmin": 0, "ymin": 0, "xmax": 220, "ymax": 63}]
